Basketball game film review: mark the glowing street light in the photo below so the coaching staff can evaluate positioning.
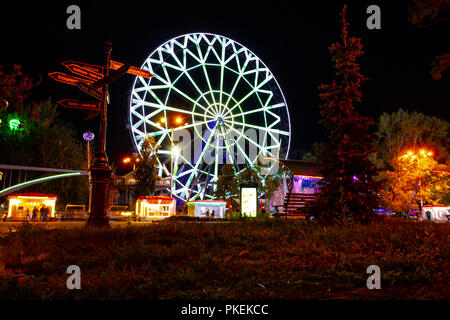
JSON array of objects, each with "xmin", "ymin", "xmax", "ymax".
[
  {"xmin": 168, "ymin": 115, "xmax": 186, "ymax": 198},
  {"xmin": 122, "ymin": 155, "xmax": 140, "ymax": 171},
  {"xmin": 399, "ymin": 148, "xmax": 434, "ymax": 209}
]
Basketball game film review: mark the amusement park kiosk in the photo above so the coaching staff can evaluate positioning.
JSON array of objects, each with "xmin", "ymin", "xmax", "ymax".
[
  {"xmin": 187, "ymin": 200, "xmax": 228, "ymax": 218},
  {"xmin": 135, "ymin": 196, "xmax": 176, "ymax": 219},
  {"xmin": 7, "ymin": 192, "xmax": 57, "ymax": 221}
]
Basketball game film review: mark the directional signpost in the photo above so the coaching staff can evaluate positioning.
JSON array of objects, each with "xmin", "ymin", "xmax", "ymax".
[
  {"xmin": 57, "ymin": 99, "xmax": 100, "ymax": 111},
  {"xmin": 62, "ymin": 63, "xmax": 103, "ymax": 80},
  {"xmin": 111, "ymin": 60, "xmax": 152, "ymax": 78},
  {"xmin": 76, "ymin": 81, "xmax": 103, "ymax": 101},
  {"xmin": 61, "ymin": 61, "xmax": 104, "ymax": 75},
  {"xmin": 91, "ymin": 63, "xmax": 131, "ymax": 88},
  {"xmin": 48, "ymin": 72, "xmax": 94, "ymax": 86},
  {"xmin": 49, "ymin": 42, "xmax": 153, "ymax": 227}
]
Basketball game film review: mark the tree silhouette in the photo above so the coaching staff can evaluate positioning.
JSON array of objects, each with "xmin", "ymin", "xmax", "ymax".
[{"xmin": 307, "ymin": 5, "xmax": 382, "ymax": 224}]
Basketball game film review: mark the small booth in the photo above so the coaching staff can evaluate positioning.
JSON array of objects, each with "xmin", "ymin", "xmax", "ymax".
[
  {"xmin": 7, "ymin": 192, "xmax": 57, "ymax": 221},
  {"xmin": 135, "ymin": 196, "xmax": 176, "ymax": 219},
  {"xmin": 421, "ymin": 205, "xmax": 450, "ymax": 221},
  {"xmin": 187, "ymin": 200, "xmax": 228, "ymax": 218}
]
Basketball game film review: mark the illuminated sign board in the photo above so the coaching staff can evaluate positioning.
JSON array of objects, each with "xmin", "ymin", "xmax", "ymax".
[
  {"xmin": 111, "ymin": 60, "xmax": 153, "ymax": 78},
  {"xmin": 48, "ymin": 72, "xmax": 94, "ymax": 86},
  {"xmin": 240, "ymin": 182, "xmax": 258, "ymax": 217},
  {"xmin": 58, "ymin": 99, "xmax": 100, "ymax": 110}
]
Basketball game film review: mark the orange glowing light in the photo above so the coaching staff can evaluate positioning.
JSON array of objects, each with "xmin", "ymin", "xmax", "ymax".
[
  {"xmin": 123, "ymin": 157, "xmax": 131, "ymax": 164},
  {"xmin": 160, "ymin": 117, "xmax": 166, "ymax": 123},
  {"xmin": 420, "ymin": 150, "xmax": 425, "ymax": 155},
  {"xmin": 175, "ymin": 117, "xmax": 182, "ymax": 124}
]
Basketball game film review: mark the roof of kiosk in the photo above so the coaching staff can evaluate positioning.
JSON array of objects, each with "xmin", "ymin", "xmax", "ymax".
[
  {"xmin": 187, "ymin": 200, "xmax": 227, "ymax": 206},
  {"xmin": 137, "ymin": 196, "xmax": 175, "ymax": 204},
  {"xmin": 8, "ymin": 192, "xmax": 57, "ymax": 199}
]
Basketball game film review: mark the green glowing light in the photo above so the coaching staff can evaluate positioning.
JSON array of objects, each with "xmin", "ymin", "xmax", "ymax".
[{"xmin": 9, "ymin": 119, "xmax": 21, "ymax": 131}]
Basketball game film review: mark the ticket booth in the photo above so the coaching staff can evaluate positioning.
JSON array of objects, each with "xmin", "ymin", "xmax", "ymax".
[
  {"xmin": 7, "ymin": 193, "xmax": 57, "ymax": 221},
  {"xmin": 187, "ymin": 200, "xmax": 227, "ymax": 218},
  {"xmin": 135, "ymin": 196, "xmax": 176, "ymax": 219}
]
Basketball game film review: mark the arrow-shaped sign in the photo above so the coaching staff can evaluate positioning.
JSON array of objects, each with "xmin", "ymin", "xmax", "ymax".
[
  {"xmin": 76, "ymin": 82, "xmax": 103, "ymax": 101},
  {"xmin": 62, "ymin": 63, "xmax": 103, "ymax": 80},
  {"xmin": 91, "ymin": 63, "xmax": 131, "ymax": 88},
  {"xmin": 111, "ymin": 60, "xmax": 153, "ymax": 78},
  {"xmin": 49, "ymin": 72, "xmax": 94, "ymax": 86},
  {"xmin": 62, "ymin": 61, "xmax": 104, "ymax": 75},
  {"xmin": 57, "ymin": 99, "xmax": 101, "ymax": 111}
]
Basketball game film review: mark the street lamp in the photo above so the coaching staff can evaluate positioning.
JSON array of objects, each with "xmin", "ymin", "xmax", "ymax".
[
  {"xmin": 161, "ymin": 116, "xmax": 185, "ymax": 198},
  {"xmin": 400, "ymin": 148, "xmax": 434, "ymax": 209},
  {"xmin": 83, "ymin": 131, "xmax": 95, "ymax": 198},
  {"xmin": 83, "ymin": 131, "xmax": 95, "ymax": 169},
  {"xmin": 122, "ymin": 154, "xmax": 140, "ymax": 171}
]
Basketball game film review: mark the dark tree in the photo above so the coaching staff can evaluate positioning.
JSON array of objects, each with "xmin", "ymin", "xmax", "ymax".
[
  {"xmin": 0, "ymin": 65, "xmax": 88, "ymax": 208},
  {"xmin": 308, "ymin": 5, "xmax": 381, "ymax": 224}
]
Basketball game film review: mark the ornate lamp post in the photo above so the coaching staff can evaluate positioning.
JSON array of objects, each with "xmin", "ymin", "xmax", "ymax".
[
  {"xmin": 87, "ymin": 42, "xmax": 113, "ymax": 228},
  {"xmin": 83, "ymin": 131, "xmax": 95, "ymax": 200},
  {"xmin": 83, "ymin": 131, "xmax": 95, "ymax": 168}
]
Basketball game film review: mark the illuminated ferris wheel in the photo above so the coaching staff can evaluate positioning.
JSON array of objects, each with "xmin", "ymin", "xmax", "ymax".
[{"xmin": 129, "ymin": 33, "xmax": 291, "ymax": 201}]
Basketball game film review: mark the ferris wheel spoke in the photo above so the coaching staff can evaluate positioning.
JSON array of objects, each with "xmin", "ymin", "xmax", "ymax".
[
  {"xmin": 224, "ymin": 123, "xmax": 269, "ymax": 152},
  {"xmin": 221, "ymin": 103, "xmax": 285, "ymax": 120},
  {"xmin": 195, "ymin": 44, "xmax": 220, "ymax": 114},
  {"xmin": 228, "ymin": 120, "xmax": 290, "ymax": 136},
  {"xmin": 133, "ymin": 99, "xmax": 213, "ymax": 119},
  {"xmin": 140, "ymin": 70, "xmax": 212, "ymax": 116},
  {"xmin": 223, "ymin": 59, "xmax": 251, "ymax": 109},
  {"xmin": 219, "ymin": 126, "xmax": 235, "ymax": 165},
  {"xmin": 223, "ymin": 75, "xmax": 273, "ymax": 117},
  {"xmin": 183, "ymin": 126, "xmax": 218, "ymax": 195},
  {"xmin": 182, "ymin": 66, "xmax": 214, "ymax": 109}
]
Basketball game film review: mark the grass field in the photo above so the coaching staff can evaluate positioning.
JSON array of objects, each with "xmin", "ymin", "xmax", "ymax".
[{"xmin": 0, "ymin": 218, "xmax": 448, "ymax": 300}]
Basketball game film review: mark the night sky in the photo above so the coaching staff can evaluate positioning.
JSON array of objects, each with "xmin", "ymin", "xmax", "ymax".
[{"xmin": 2, "ymin": 0, "xmax": 449, "ymax": 168}]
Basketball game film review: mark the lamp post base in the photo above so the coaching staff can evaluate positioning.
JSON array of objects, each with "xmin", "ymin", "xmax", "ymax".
[{"xmin": 86, "ymin": 155, "xmax": 112, "ymax": 228}]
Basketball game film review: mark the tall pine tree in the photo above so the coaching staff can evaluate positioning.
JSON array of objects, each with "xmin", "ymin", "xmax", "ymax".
[{"xmin": 309, "ymin": 5, "xmax": 381, "ymax": 224}]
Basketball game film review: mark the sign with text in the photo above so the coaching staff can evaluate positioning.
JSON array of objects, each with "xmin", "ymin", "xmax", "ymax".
[
  {"xmin": 62, "ymin": 63, "xmax": 103, "ymax": 80},
  {"xmin": 110, "ymin": 60, "xmax": 153, "ymax": 78},
  {"xmin": 62, "ymin": 61, "xmax": 104, "ymax": 75},
  {"xmin": 58, "ymin": 99, "xmax": 100, "ymax": 111},
  {"xmin": 48, "ymin": 72, "xmax": 94, "ymax": 86},
  {"xmin": 76, "ymin": 81, "xmax": 103, "ymax": 101}
]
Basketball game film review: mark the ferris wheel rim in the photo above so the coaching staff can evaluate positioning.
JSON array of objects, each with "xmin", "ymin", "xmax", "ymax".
[{"xmin": 128, "ymin": 32, "xmax": 292, "ymax": 201}]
